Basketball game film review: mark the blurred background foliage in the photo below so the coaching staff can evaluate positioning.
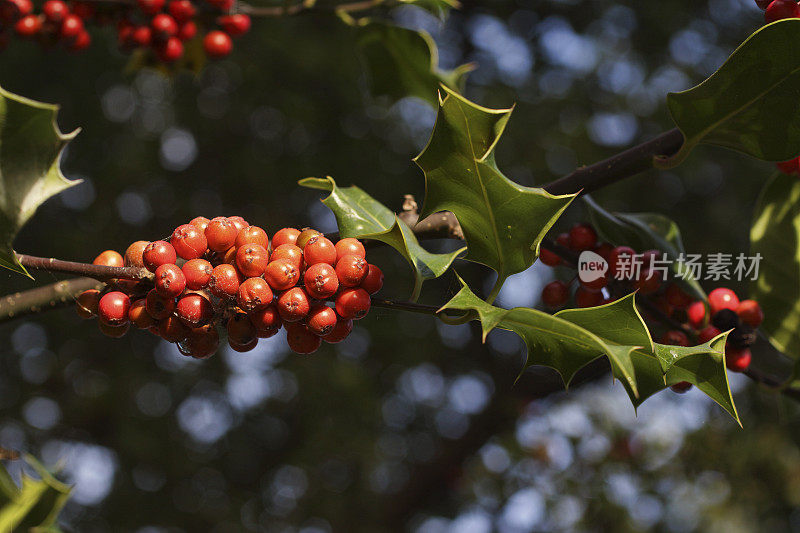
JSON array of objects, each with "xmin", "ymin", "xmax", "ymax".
[{"xmin": 1, "ymin": 0, "xmax": 799, "ymax": 531}]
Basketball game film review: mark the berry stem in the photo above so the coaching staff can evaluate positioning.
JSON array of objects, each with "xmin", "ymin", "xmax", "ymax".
[
  {"xmin": 0, "ymin": 277, "xmax": 102, "ymax": 323},
  {"xmin": 16, "ymin": 254, "xmax": 154, "ymax": 282}
]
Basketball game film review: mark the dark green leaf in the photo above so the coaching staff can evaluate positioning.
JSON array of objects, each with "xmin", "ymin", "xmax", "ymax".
[
  {"xmin": 662, "ymin": 19, "xmax": 800, "ymax": 167},
  {"xmin": 299, "ymin": 176, "xmax": 465, "ymax": 300},
  {"xmin": 0, "ymin": 454, "xmax": 71, "ymax": 531}
]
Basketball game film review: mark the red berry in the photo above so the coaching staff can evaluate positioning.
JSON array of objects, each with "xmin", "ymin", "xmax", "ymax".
[
  {"xmin": 205, "ymin": 217, "xmax": 238, "ymax": 252},
  {"xmin": 229, "ymin": 337, "xmax": 258, "ymax": 352},
  {"xmin": 264, "ymin": 259, "xmax": 300, "ymax": 291},
  {"xmin": 43, "ymin": 0, "xmax": 67, "ymax": 21},
  {"xmin": 594, "ymin": 242, "xmax": 614, "ymax": 261},
  {"xmin": 303, "ymin": 263, "xmax": 339, "ymax": 299},
  {"xmin": 14, "ymin": 14, "xmax": 41, "ymax": 36},
  {"xmin": 555, "ymin": 232, "xmax": 570, "ymax": 248},
  {"xmin": 60, "ymin": 14, "xmax": 84, "ymax": 40},
  {"xmin": 93, "ymin": 250, "xmax": 124, "ymax": 267},
  {"xmin": 159, "ymin": 315, "xmax": 190, "ymax": 342},
  {"xmin": 670, "ymin": 382, "xmax": 692, "ymax": 393},
  {"xmin": 98, "ymin": 291, "xmax": 131, "ymax": 326},
  {"xmin": 236, "ymin": 243, "xmax": 269, "ymax": 277},
  {"xmin": 307, "ymin": 305, "xmax": 337, "ymax": 336},
  {"xmin": 687, "ymin": 301, "xmax": 707, "ymax": 328},
  {"xmin": 272, "ymin": 227, "xmax": 301, "ymax": 248},
  {"xmin": 277, "ymin": 287, "xmax": 311, "ymax": 322},
  {"xmin": 360, "ymin": 264, "xmax": 383, "ymax": 295},
  {"xmin": 634, "ymin": 267, "xmax": 662, "ymax": 295},
  {"xmin": 335, "ymin": 288, "xmax": 371, "ymax": 320},
  {"xmin": 0, "ymin": 0, "xmax": 31, "ymax": 19},
  {"xmin": 541, "ymin": 280, "xmax": 569, "ymax": 309},
  {"xmin": 175, "ymin": 293, "xmax": 213, "ymax": 328},
  {"xmin": 176, "ymin": 20, "xmax": 196, "ymax": 41},
  {"xmin": 235, "ymin": 225, "xmax": 269, "ymax": 249},
  {"xmin": 152, "ymin": 13, "xmax": 178, "ymax": 39},
  {"xmin": 203, "ymin": 30, "xmax": 233, "ymax": 58},
  {"xmin": 304, "ymin": 236, "xmax": 337, "ymax": 266},
  {"xmin": 726, "ymin": 347, "xmax": 752, "ymax": 372},
  {"xmin": 765, "ymin": 0, "xmax": 800, "ymax": 22},
  {"xmin": 539, "ymin": 247, "xmax": 561, "ymax": 267},
  {"xmin": 182, "ymin": 258, "xmax": 213, "ymax": 290},
  {"xmin": 227, "ymin": 216, "xmax": 248, "ymax": 232},
  {"xmin": 270, "ymin": 244, "xmax": 304, "ymax": 270},
  {"xmin": 209, "ymin": 264, "xmax": 242, "ymax": 299},
  {"xmin": 145, "ymin": 289, "xmax": 175, "ymax": 320},
  {"xmin": 227, "ymin": 311, "xmax": 257, "ymax": 345},
  {"xmin": 179, "ymin": 325, "xmax": 219, "ymax": 359},
  {"xmin": 217, "ymin": 13, "xmax": 250, "ymax": 36},
  {"xmin": 76, "ymin": 289, "xmax": 101, "ymax": 319},
  {"xmin": 143, "ymin": 240, "xmax": 177, "ymax": 272},
  {"xmin": 776, "ymin": 156, "xmax": 799, "ymax": 174},
  {"xmin": 237, "ymin": 277, "xmax": 274, "ymax": 313},
  {"xmin": 664, "ymin": 283, "xmax": 692, "ymax": 309},
  {"xmin": 608, "ymin": 246, "xmax": 636, "ymax": 279},
  {"xmin": 137, "ymin": 0, "xmax": 165, "ymax": 15},
  {"xmin": 708, "ymin": 288, "xmax": 739, "ymax": 315},
  {"xmin": 575, "ymin": 287, "xmax": 603, "ymax": 308},
  {"xmin": 70, "ymin": 30, "xmax": 91, "ymax": 51},
  {"xmin": 155, "ymin": 263, "xmax": 187, "ymax": 298},
  {"xmin": 171, "ymin": 223, "xmax": 208, "ymax": 260},
  {"xmin": 156, "ymin": 36, "xmax": 183, "ymax": 62},
  {"xmin": 322, "ymin": 317, "xmax": 353, "ymax": 343},
  {"xmin": 334, "ymin": 238, "xmax": 366, "ymax": 263},
  {"xmin": 190, "ymin": 216, "xmax": 211, "ymax": 233},
  {"xmin": 286, "ymin": 323, "xmax": 322, "ymax": 354},
  {"xmin": 737, "ymin": 299, "xmax": 764, "ymax": 328},
  {"xmin": 335, "ymin": 255, "xmax": 369, "ymax": 287},
  {"xmin": 100, "ymin": 322, "xmax": 130, "ymax": 338},
  {"xmin": 568, "ymin": 224, "xmax": 597, "ymax": 251},
  {"xmin": 698, "ymin": 325, "xmax": 722, "ymax": 344},
  {"xmin": 129, "ymin": 298, "xmax": 155, "ymax": 329},
  {"xmin": 124, "ymin": 240, "xmax": 149, "ymax": 268},
  {"xmin": 168, "ymin": 0, "xmax": 195, "ymax": 21},
  {"xmin": 639, "ymin": 249, "xmax": 662, "ymax": 269},
  {"xmin": 249, "ymin": 305, "xmax": 282, "ymax": 331},
  {"xmin": 661, "ymin": 330, "xmax": 689, "ymax": 346},
  {"xmin": 131, "ymin": 25, "xmax": 152, "ymax": 47}
]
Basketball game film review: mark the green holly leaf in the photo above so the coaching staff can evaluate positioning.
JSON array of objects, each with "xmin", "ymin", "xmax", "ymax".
[
  {"xmin": 416, "ymin": 87, "xmax": 576, "ymax": 299},
  {"xmin": 661, "ymin": 19, "xmax": 800, "ymax": 168},
  {"xmin": 584, "ymin": 195, "xmax": 705, "ymax": 300},
  {"xmin": 0, "ymin": 86, "xmax": 81, "ymax": 277},
  {"xmin": 751, "ymin": 171, "xmax": 800, "ymax": 359},
  {"xmin": 299, "ymin": 176, "xmax": 465, "ymax": 301},
  {"xmin": 354, "ymin": 19, "xmax": 473, "ymax": 106},
  {"xmin": 0, "ymin": 454, "xmax": 71, "ymax": 532}
]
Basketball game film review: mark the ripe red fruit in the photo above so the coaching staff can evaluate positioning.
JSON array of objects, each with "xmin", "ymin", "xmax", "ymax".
[
  {"xmin": 76, "ymin": 289, "xmax": 101, "ymax": 318},
  {"xmin": 176, "ymin": 293, "xmax": 213, "ymax": 328},
  {"xmin": 237, "ymin": 277, "xmax": 274, "ymax": 313},
  {"xmin": 639, "ymin": 249, "xmax": 662, "ymax": 269},
  {"xmin": 236, "ymin": 244, "xmax": 269, "ymax": 277},
  {"xmin": 137, "ymin": 0, "xmax": 164, "ymax": 15},
  {"xmin": 98, "ymin": 291, "xmax": 131, "ymax": 326},
  {"xmin": 131, "ymin": 25, "xmax": 152, "ymax": 47},
  {"xmin": 217, "ymin": 13, "xmax": 251, "ymax": 36},
  {"xmin": 171, "ymin": 223, "xmax": 208, "ymax": 260},
  {"xmin": 93, "ymin": 250, "xmax": 124, "ymax": 267},
  {"xmin": 539, "ymin": 247, "xmax": 561, "ymax": 267},
  {"xmin": 307, "ymin": 305, "xmax": 337, "ymax": 336},
  {"xmin": 568, "ymin": 224, "xmax": 597, "ymax": 251},
  {"xmin": 208, "ymin": 264, "xmax": 242, "ymax": 299},
  {"xmin": 145, "ymin": 289, "xmax": 175, "ymax": 320},
  {"xmin": 634, "ymin": 267, "xmax": 662, "ymax": 295},
  {"xmin": 124, "ymin": 241, "xmax": 149, "ymax": 268},
  {"xmin": 168, "ymin": 0, "xmax": 195, "ymax": 22},
  {"xmin": 737, "ymin": 299, "xmax": 764, "ymax": 328},
  {"xmin": 143, "ymin": 240, "xmax": 177, "ymax": 272},
  {"xmin": 0, "ymin": 0, "xmax": 31, "ymax": 20},
  {"xmin": 159, "ymin": 315, "xmax": 190, "ymax": 342},
  {"xmin": 156, "ymin": 36, "xmax": 183, "ymax": 62},
  {"xmin": 334, "ymin": 238, "xmax": 366, "ymax": 263},
  {"xmin": 661, "ymin": 330, "xmax": 689, "ymax": 346},
  {"xmin": 304, "ymin": 235, "xmax": 337, "ymax": 266},
  {"xmin": 69, "ymin": 30, "xmax": 91, "ymax": 51},
  {"xmin": 322, "ymin": 317, "xmax": 353, "ymax": 343},
  {"xmin": 264, "ymin": 259, "xmax": 299, "ymax": 291},
  {"xmin": 698, "ymin": 325, "xmax": 722, "ymax": 344},
  {"xmin": 594, "ymin": 242, "xmax": 614, "ymax": 260},
  {"xmin": 227, "ymin": 311, "xmax": 257, "ymax": 345},
  {"xmin": 155, "ymin": 263, "xmax": 187, "ymax": 298},
  {"xmin": 205, "ymin": 217, "xmax": 238, "ymax": 252},
  {"xmin": 708, "ymin": 288, "xmax": 740, "ymax": 315},
  {"xmin": 182, "ymin": 258, "xmax": 213, "ymax": 290},
  {"xmin": 190, "ymin": 216, "xmax": 211, "ymax": 233},
  {"xmin": 687, "ymin": 301, "xmax": 707, "ymax": 328},
  {"xmin": 335, "ymin": 255, "xmax": 369, "ymax": 287},
  {"xmin": 270, "ymin": 244, "xmax": 303, "ymax": 270},
  {"xmin": 765, "ymin": 0, "xmax": 800, "ymax": 23},
  {"xmin": 277, "ymin": 287, "xmax": 311, "ymax": 322},
  {"xmin": 176, "ymin": 20, "xmax": 196, "ymax": 41},
  {"xmin": 776, "ymin": 156, "xmax": 799, "ymax": 174},
  {"xmin": 296, "ymin": 228, "xmax": 322, "ymax": 249},
  {"xmin": 228, "ymin": 216, "xmax": 249, "ymax": 231},
  {"xmin": 100, "ymin": 322, "xmax": 130, "ymax": 338},
  {"xmin": 664, "ymin": 283, "xmax": 692, "ymax": 309},
  {"xmin": 670, "ymin": 382, "xmax": 692, "ymax": 394},
  {"xmin": 152, "ymin": 13, "xmax": 178, "ymax": 39},
  {"xmin": 286, "ymin": 323, "xmax": 322, "ymax": 354},
  {"xmin": 609, "ymin": 246, "xmax": 636, "ymax": 279},
  {"xmin": 541, "ymin": 280, "xmax": 569, "ymax": 309},
  {"xmin": 335, "ymin": 288, "xmax": 371, "ymax": 320},
  {"xmin": 60, "ymin": 14, "xmax": 84, "ymax": 39},
  {"xmin": 303, "ymin": 263, "xmax": 338, "ymax": 299},
  {"xmin": 726, "ymin": 347, "xmax": 752, "ymax": 372},
  {"xmin": 249, "ymin": 305, "xmax": 282, "ymax": 331},
  {"xmin": 575, "ymin": 287, "xmax": 603, "ymax": 308},
  {"xmin": 235, "ymin": 225, "xmax": 269, "ymax": 249},
  {"xmin": 555, "ymin": 232, "xmax": 570, "ymax": 248},
  {"xmin": 42, "ymin": 0, "xmax": 68, "ymax": 22},
  {"xmin": 129, "ymin": 298, "xmax": 155, "ymax": 329},
  {"xmin": 272, "ymin": 228, "xmax": 301, "ymax": 248},
  {"xmin": 360, "ymin": 264, "xmax": 383, "ymax": 295},
  {"xmin": 203, "ymin": 30, "xmax": 233, "ymax": 58},
  {"xmin": 14, "ymin": 14, "xmax": 41, "ymax": 36},
  {"xmin": 179, "ymin": 325, "xmax": 219, "ymax": 359}
]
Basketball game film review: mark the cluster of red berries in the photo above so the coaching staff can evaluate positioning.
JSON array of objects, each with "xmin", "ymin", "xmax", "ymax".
[
  {"xmin": 757, "ymin": 0, "xmax": 800, "ymax": 23},
  {"xmin": 538, "ymin": 223, "xmax": 763, "ymax": 391},
  {"xmin": 0, "ymin": 0, "xmax": 92, "ymax": 52},
  {"xmin": 0, "ymin": 0, "xmax": 250, "ymax": 62},
  {"xmin": 75, "ymin": 217, "xmax": 384, "ymax": 358}
]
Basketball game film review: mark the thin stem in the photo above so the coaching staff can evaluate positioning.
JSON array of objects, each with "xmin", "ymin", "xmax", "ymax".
[
  {"xmin": 0, "ymin": 278, "xmax": 102, "ymax": 323},
  {"xmin": 16, "ymin": 254, "xmax": 153, "ymax": 282}
]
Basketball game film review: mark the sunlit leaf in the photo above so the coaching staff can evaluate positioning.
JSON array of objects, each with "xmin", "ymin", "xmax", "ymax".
[{"xmin": 0, "ymin": 454, "xmax": 71, "ymax": 532}]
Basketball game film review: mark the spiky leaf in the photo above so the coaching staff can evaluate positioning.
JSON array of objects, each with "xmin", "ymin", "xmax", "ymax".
[{"xmin": 0, "ymin": 454, "xmax": 71, "ymax": 532}]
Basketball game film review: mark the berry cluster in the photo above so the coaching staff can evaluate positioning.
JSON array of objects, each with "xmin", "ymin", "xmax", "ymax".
[
  {"xmin": 75, "ymin": 217, "xmax": 384, "ymax": 358},
  {"xmin": 757, "ymin": 0, "xmax": 800, "ymax": 23},
  {"xmin": 0, "ymin": 0, "xmax": 250, "ymax": 62},
  {"xmin": 538, "ymin": 223, "xmax": 763, "ymax": 391}
]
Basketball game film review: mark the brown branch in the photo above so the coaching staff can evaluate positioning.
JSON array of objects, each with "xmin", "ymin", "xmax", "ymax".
[
  {"xmin": 0, "ymin": 278, "xmax": 102, "ymax": 322},
  {"xmin": 16, "ymin": 254, "xmax": 153, "ymax": 282}
]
